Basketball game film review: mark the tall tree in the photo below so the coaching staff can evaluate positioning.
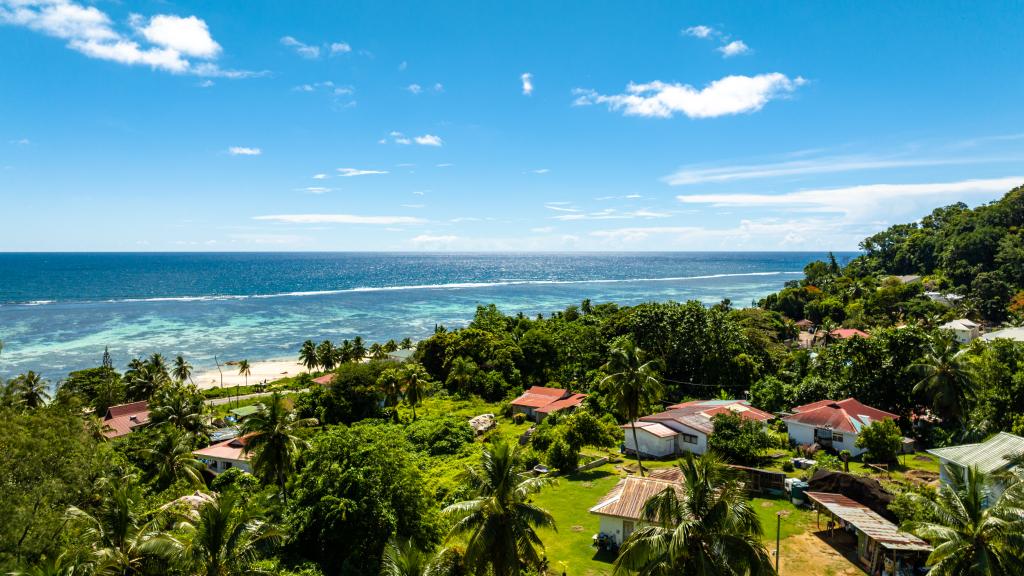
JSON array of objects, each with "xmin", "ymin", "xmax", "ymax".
[
  {"xmin": 601, "ymin": 338, "xmax": 663, "ymax": 476},
  {"xmin": 101, "ymin": 346, "xmax": 112, "ymax": 369},
  {"xmin": 910, "ymin": 334, "xmax": 977, "ymax": 424},
  {"xmin": 443, "ymin": 441, "xmax": 555, "ymax": 576},
  {"xmin": 402, "ymin": 365, "xmax": 429, "ymax": 420},
  {"xmin": 149, "ymin": 382, "xmax": 206, "ymax": 434},
  {"xmin": 445, "ymin": 356, "xmax": 476, "ymax": 397},
  {"xmin": 379, "ymin": 538, "xmax": 438, "ymax": 576},
  {"xmin": 172, "ymin": 355, "xmax": 193, "ymax": 385},
  {"xmin": 613, "ymin": 452, "xmax": 773, "ymax": 576},
  {"xmin": 904, "ymin": 465, "xmax": 1024, "ymax": 576},
  {"xmin": 352, "ymin": 336, "xmax": 367, "ymax": 362},
  {"xmin": 316, "ymin": 341, "xmax": 337, "ymax": 372},
  {"xmin": 139, "ymin": 427, "xmax": 205, "ymax": 489},
  {"xmin": 240, "ymin": 392, "xmax": 317, "ymax": 501},
  {"xmin": 11, "ymin": 371, "xmax": 50, "ymax": 408},
  {"xmin": 299, "ymin": 340, "xmax": 319, "ymax": 371},
  {"xmin": 147, "ymin": 353, "xmax": 169, "ymax": 379},
  {"xmin": 236, "ymin": 360, "xmax": 250, "ymax": 408}
]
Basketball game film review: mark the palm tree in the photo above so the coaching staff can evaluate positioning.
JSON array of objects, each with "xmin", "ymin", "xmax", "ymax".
[
  {"xmin": 910, "ymin": 333, "xmax": 977, "ymax": 424},
  {"xmin": 338, "ymin": 340, "xmax": 354, "ymax": 364},
  {"xmin": 351, "ymin": 336, "xmax": 367, "ymax": 362},
  {"xmin": 402, "ymin": 364, "xmax": 429, "ymax": 420},
  {"xmin": 399, "ymin": 337, "xmax": 414, "ymax": 350},
  {"xmin": 601, "ymin": 339, "xmax": 663, "ymax": 476},
  {"xmin": 445, "ymin": 356, "xmax": 477, "ymax": 397},
  {"xmin": 904, "ymin": 465, "xmax": 1024, "ymax": 576},
  {"xmin": 380, "ymin": 538, "xmax": 439, "ymax": 576},
  {"xmin": 299, "ymin": 340, "xmax": 319, "ymax": 371},
  {"xmin": 240, "ymin": 392, "xmax": 318, "ymax": 501},
  {"xmin": 126, "ymin": 363, "xmax": 169, "ymax": 401},
  {"xmin": 614, "ymin": 451, "xmax": 774, "ymax": 576},
  {"xmin": 12, "ymin": 371, "xmax": 51, "ymax": 408},
  {"xmin": 162, "ymin": 493, "xmax": 282, "ymax": 576},
  {"xmin": 443, "ymin": 440, "xmax": 556, "ymax": 576},
  {"xmin": 149, "ymin": 382, "xmax": 206, "ymax": 433},
  {"xmin": 377, "ymin": 368, "xmax": 404, "ymax": 413},
  {"xmin": 9, "ymin": 550, "xmax": 93, "ymax": 576},
  {"xmin": 147, "ymin": 353, "xmax": 170, "ymax": 378},
  {"xmin": 172, "ymin": 355, "xmax": 193, "ymax": 385},
  {"xmin": 383, "ymin": 339, "xmax": 399, "ymax": 353},
  {"xmin": 140, "ymin": 427, "xmax": 205, "ymax": 489},
  {"xmin": 316, "ymin": 341, "xmax": 336, "ymax": 371},
  {"xmin": 66, "ymin": 479, "xmax": 174, "ymax": 574},
  {"xmin": 237, "ymin": 360, "xmax": 250, "ymax": 408}
]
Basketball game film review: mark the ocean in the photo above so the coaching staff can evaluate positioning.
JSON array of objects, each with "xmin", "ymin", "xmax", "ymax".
[{"xmin": 0, "ymin": 252, "xmax": 855, "ymax": 379}]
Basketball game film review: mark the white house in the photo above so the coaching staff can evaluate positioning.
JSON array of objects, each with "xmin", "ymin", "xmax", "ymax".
[
  {"xmin": 928, "ymin": 432, "xmax": 1024, "ymax": 500},
  {"xmin": 980, "ymin": 327, "xmax": 1024, "ymax": 344},
  {"xmin": 193, "ymin": 435, "xmax": 253, "ymax": 474},
  {"xmin": 939, "ymin": 318, "xmax": 981, "ymax": 344},
  {"xmin": 622, "ymin": 400, "xmax": 773, "ymax": 458},
  {"xmin": 783, "ymin": 398, "xmax": 898, "ymax": 457},
  {"xmin": 590, "ymin": 468, "xmax": 683, "ymax": 546}
]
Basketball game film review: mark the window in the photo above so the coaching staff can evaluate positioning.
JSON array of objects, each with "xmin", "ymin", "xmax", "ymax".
[
  {"xmin": 682, "ymin": 433, "xmax": 698, "ymax": 444},
  {"xmin": 832, "ymin": 433, "xmax": 844, "ymax": 443}
]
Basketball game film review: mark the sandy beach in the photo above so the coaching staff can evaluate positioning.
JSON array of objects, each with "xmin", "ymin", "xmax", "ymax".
[{"xmin": 192, "ymin": 359, "xmax": 309, "ymax": 390}]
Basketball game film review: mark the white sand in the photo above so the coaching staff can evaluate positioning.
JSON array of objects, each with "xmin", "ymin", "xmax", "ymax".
[{"xmin": 192, "ymin": 359, "xmax": 308, "ymax": 390}]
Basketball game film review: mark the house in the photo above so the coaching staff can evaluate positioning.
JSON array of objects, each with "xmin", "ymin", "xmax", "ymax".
[
  {"xmin": 980, "ymin": 327, "xmax": 1024, "ymax": 344},
  {"xmin": 101, "ymin": 400, "xmax": 150, "ymax": 439},
  {"xmin": 794, "ymin": 319, "xmax": 815, "ymax": 331},
  {"xmin": 510, "ymin": 386, "xmax": 587, "ymax": 422},
  {"xmin": 590, "ymin": 468, "xmax": 684, "ymax": 546},
  {"xmin": 939, "ymin": 318, "xmax": 981, "ymax": 344},
  {"xmin": 229, "ymin": 404, "xmax": 262, "ymax": 420},
  {"xmin": 622, "ymin": 400, "xmax": 773, "ymax": 458},
  {"xmin": 925, "ymin": 291, "xmax": 964, "ymax": 306},
  {"xmin": 387, "ymin": 349, "xmax": 416, "ymax": 362},
  {"xmin": 193, "ymin": 435, "xmax": 253, "ymax": 474},
  {"xmin": 890, "ymin": 274, "xmax": 922, "ymax": 284},
  {"xmin": 783, "ymin": 398, "xmax": 897, "ymax": 457},
  {"xmin": 312, "ymin": 374, "xmax": 334, "ymax": 385},
  {"xmin": 928, "ymin": 432, "xmax": 1024, "ymax": 500},
  {"xmin": 829, "ymin": 328, "xmax": 870, "ymax": 340}
]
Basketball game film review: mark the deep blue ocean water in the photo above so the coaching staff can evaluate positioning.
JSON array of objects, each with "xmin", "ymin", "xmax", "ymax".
[{"xmin": 0, "ymin": 252, "xmax": 856, "ymax": 379}]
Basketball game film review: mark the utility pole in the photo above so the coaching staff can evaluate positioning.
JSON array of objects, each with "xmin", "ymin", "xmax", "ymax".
[{"xmin": 775, "ymin": 511, "xmax": 782, "ymax": 573}]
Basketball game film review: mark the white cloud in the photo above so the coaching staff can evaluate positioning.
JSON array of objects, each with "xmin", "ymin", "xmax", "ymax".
[
  {"xmin": 301, "ymin": 186, "xmax": 331, "ymax": 194},
  {"xmin": 414, "ymin": 134, "xmax": 443, "ymax": 146},
  {"xmin": 406, "ymin": 83, "xmax": 422, "ymax": 94},
  {"xmin": 280, "ymin": 35, "xmax": 319, "ymax": 59},
  {"xmin": 411, "ymin": 234, "xmax": 458, "ymax": 246},
  {"xmin": 544, "ymin": 204, "xmax": 580, "ymax": 213},
  {"xmin": 401, "ymin": 203, "xmax": 425, "ymax": 209},
  {"xmin": 228, "ymin": 146, "xmax": 261, "ymax": 156},
  {"xmin": 0, "ymin": 1, "xmax": 256, "ymax": 76},
  {"xmin": 573, "ymin": 73, "xmax": 804, "ymax": 119},
  {"xmin": 530, "ymin": 168, "xmax": 550, "ymax": 174},
  {"xmin": 330, "ymin": 41, "xmax": 351, "ymax": 54},
  {"xmin": 683, "ymin": 25, "xmax": 714, "ymax": 38},
  {"xmin": 435, "ymin": 163, "xmax": 453, "ymax": 168},
  {"xmin": 312, "ymin": 173, "xmax": 328, "ymax": 180},
  {"xmin": 718, "ymin": 40, "xmax": 750, "ymax": 57},
  {"xmin": 521, "ymin": 72, "xmax": 533, "ymax": 95},
  {"xmin": 197, "ymin": 79, "xmax": 214, "ymax": 88},
  {"xmin": 138, "ymin": 14, "xmax": 220, "ymax": 58},
  {"xmin": 676, "ymin": 176, "xmax": 1024, "ymax": 219},
  {"xmin": 552, "ymin": 208, "xmax": 671, "ymax": 221},
  {"xmin": 412, "ymin": 190, "xmax": 427, "ymax": 196},
  {"xmin": 337, "ymin": 168, "xmax": 388, "ymax": 177},
  {"xmin": 254, "ymin": 214, "xmax": 424, "ymax": 225},
  {"xmin": 434, "ymin": 82, "xmax": 444, "ymax": 92}
]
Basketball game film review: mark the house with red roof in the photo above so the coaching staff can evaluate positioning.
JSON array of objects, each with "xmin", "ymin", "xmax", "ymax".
[
  {"xmin": 101, "ymin": 400, "xmax": 150, "ymax": 439},
  {"xmin": 623, "ymin": 400, "xmax": 773, "ymax": 458},
  {"xmin": 510, "ymin": 386, "xmax": 587, "ymax": 422},
  {"xmin": 312, "ymin": 373, "xmax": 334, "ymax": 385},
  {"xmin": 829, "ymin": 328, "xmax": 870, "ymax": 340},
  {"xmin": 193, "ymin": 435, "xmax": 253, "ymax": 474},
  {"xmin": 783, "ymin": 398, "xmax": 896, "ymax": 457}
]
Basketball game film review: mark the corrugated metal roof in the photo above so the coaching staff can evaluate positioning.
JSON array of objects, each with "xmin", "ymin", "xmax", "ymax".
[
  {"xmin": 624, "ymin": 421, "xmax": 678, "ymax": 438},
  {"xmin": 590, "ymin": 473, "xmax": 683, "ymax": 520},
  {"xmin": 805, "ymin": 492, "xmax": 931, "ymax": 553},
  {"xmin": 928, "ymin": 432, "xmax": 1024, "ymax": 474}
]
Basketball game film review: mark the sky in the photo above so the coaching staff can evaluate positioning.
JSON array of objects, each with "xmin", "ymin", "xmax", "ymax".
[{"xmin": 2, "ymin": 1, "xmax": 1024, "ymax": 252}]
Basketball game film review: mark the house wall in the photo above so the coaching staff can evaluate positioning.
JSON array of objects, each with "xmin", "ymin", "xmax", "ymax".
[
  {"xmin": 204, "ymin": 457, "xmax": 252, "ymax": 474},
  {"xmin": 598, "ymin": 516, "xmax": 625, "ymax": 545},
  {"xmin": 512, "ymin": 405, "xmax": 537, "ymax": 421},
  {"xmin": 786, "ymin": 421, "xmax": 865, "ymax": 456},
  {"xmin": 622, "ymin": 427, "xmax": 676, "ymax": 458}
]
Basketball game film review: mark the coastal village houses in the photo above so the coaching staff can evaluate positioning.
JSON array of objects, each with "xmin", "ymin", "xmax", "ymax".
[
  {"xmin": 510, "ymin": 386, "xmax": 587, "ymax": 422},
  {"xmin": 929, "ymin": 432, "xmax": 1024, "ymax": 500},
  {"xmin": 622, "ymin": 400, "xmax": 772, "ymax": 458},
  {"xmin": 590, "ymin": 468, "xmax": 684, "ymax": 546},
  {"xmin": 101, "ymin": 400, "xmax": 150, "ymax": 439},
  {"xmin": 783, "ymin": 398, "xmax": 897, "ymax": 457},
  {"xmin": 939, "ymin": 318, "xmax": 981, "ymax": 344},
  {"xmin": 193, "ymin": 435, "xmax": 253, "ymax": 474}
]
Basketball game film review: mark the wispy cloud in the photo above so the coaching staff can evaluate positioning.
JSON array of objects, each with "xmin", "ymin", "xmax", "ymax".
[
  {"xmin": 683, "ymin": 25, "xmax": 714, "ymax": 38},
  {"xmin": 10, "ymin": 138, "xmax": 30, "ymax": 145},
  {"xmin": 280, "ymin": 36, "xmax": 320, "ymax": 58},
  {"xmin": 553, "ymin": 208, "xmax": 671, "ymax": 221},
  {"xmin": 337, "ymin": 168, "xmax": 388, "ymax": 177},
  {"xmin": 718, "ymin": 40, "xmax": 750, "ymax": 57},
  {"xmin": 529, "ymin": 168, "xmax": 550, "ymax": 174},
  {"xmin": 573, "ymin": 73, "xmax": 804, "ymax": 119},
  {"xmin": 544, "ymin": 204, "xmax": 580, "ymax": 213},
  {"xmin": 436, "ymin": 163, "xmax": 454, "ymax": 168},
  {"xmin": 411, "ymin": 234, "xmax": 459, "ymax": 247},
  {"xmin": 254, "ymin": 214, "xmax": 424, "ymax": 225},
  {"xmin": 300, "ymin": 186, "xmax": 331, "ymax": 194},
  {"xmin": 228, "ymin": 146, "xmax": 261, "ymax": 156},
  {"xmin": 414, "ymin": 134, "xmax": 443, "ymax": 146},
  {"xmin": 330, "ymin": 42, "xmax": 351, "ymax": 54},
  {"xmin": 312, "ymin": 173, "xmax": 328, "ymax": 180},
  {"xmin": 406, "ymin": 83, "xmax": 422, "ymax": 94},
  {"xmin": 521, "ymin": 72, "xmax": 533, "ymax": 95},
  {"xmin": 0, "ymin": 1, "xmax": 257, "ymax": 77},
  {"xmin": 384, "ymin": 132, "xmax": 443, "ymax": 146},
  {"xmin": 682, "ymin": 24, "xmax": 752, "ymax": 58}
]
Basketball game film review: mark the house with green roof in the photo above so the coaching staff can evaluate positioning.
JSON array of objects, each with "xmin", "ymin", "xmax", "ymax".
[{"xmin": 928, "ymin": 432, "xmax": 1024, "ymax": 499}]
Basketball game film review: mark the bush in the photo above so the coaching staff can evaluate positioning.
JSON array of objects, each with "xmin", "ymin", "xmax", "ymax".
[
  {"xmin": 546, "ymin": 437, "xmax": 579, "ymax": 473},
  {"xmin": 856, "ymin": 418, "xmax": 902, "ymax": 463},
  {"xmin": 517, "ymin": 446, "xmax": 542, "ymax": 470},
  {"xmin": 512, "ymin": 412, "xmax": 526, "ymax": 425},
  {"xmin": 781, "ymin": 461, "xmax": 795, "ymax": 473},
  {"xmin": 749, "ymin": 376, "xmax": 788, "ymax": 413},
  {"xmin": 405, "ymin": 416, "xmax": 474, "ymax": 456},
  {"xmin": 706, "ymin": 412, "xmax": 772, "ymax": 465}
]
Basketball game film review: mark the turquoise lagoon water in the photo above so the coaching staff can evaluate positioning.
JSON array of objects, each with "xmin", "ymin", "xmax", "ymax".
[{"xmin": 0, "ymin": 252, "xmax": 855, "ymax": 379}]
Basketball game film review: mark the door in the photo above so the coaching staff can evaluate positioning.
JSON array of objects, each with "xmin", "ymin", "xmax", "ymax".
[{"xmin": 622, "ymin": 520, "xmax": 635, "ymax": 542}]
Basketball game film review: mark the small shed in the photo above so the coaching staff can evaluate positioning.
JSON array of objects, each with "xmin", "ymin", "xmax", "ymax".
[{"xmin": 728, "ymin": 464, "xmax": 786, "ymax": 495}]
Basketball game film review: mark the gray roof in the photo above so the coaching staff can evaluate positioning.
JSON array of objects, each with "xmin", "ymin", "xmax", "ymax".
[
  {"xmin": 980, "ymin": 327, "xmax": 1024, "ymax": 342},
  {"xmin": 928, "ymin": 432, "xmax": 1024, "ymax": 474}
]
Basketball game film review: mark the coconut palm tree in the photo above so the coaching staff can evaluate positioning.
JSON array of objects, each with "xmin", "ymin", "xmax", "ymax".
[
  {"xmin": 8, "ymin": 550, "xmax": 93, "ymax": 576},
  {"xmin": 445, "ymin": 356, "xmax": 477, "ymax": 397},
  {"xmin": 299, "ymin": 340, "xmax": 319, "ymax": 371},
  {"xmin": 910, "ymin": 333, "xmax": 977, "ymax": 424},
  {"xmin": 126, "ymin": 363, "xmax": 169, "ymax": 401},
  {"xmin": 402, "ymin": 364, "xmax": 429, "ymax": 420},
  {"xmin": 316, "ymin": 341, "xmax": 336, "ymax": 371},
  {"xmin": 240, "ymin": 392, "xmax": 318, "ymax": 501},
  {"xmin": 139, "ymin": 427, "xmax": 205, "ymax": 489},
  {"xmin": 399, "ymin": 337, "xmax": 414, "ymax": 350},
  {"xmin": 903, "ymin": 465, "xmax": 1024, "ymax": 576},
  {"xmin": 65, "ymin": 479, "xmax": 174, "ymax": 575},
  {"xmin": 237, "ymin": 360, "xmax": 250, "ymax": 407},
  {"xmin": 172, "ymin": 355, "xmax": 193, "ymax": 385},
  {"xmin": 149, "ymin": 382, "xmax": 206, "ymax": 434},
  {"xmin": 601, "ymin": 339, "xmax": 663, "ymax": 476},
  {"xmin": 162, "ymin": 493, "xmax": 282, "ymax": 576},
  {"xmin": 351, "ymin": 336, "xmax": 367, "ymax": 362},
  {"xmin": 614, "ymin": 451, "xmax": 773, "ymax": 576},
  {"xmin": 443, "ymin": 440, "xmax": 556, "ymax": 576},
  {"xmin": 369, "ymin": 342, "xmax": 386, "ymax": 360},
  {"xmin": 383, "ymin": 339, "xmax": 399, "ymax": 353},
  {"xmin": 12, "ymin": 371, "xmax": 51, "ymax": 408},
  {"xmin": 147, "ymin": 353, "xmax": 170, "ymax": 379},
  {"xmin": 337, "ymin": 340, "xmax": 354, "ymax": 364},
  {"xmin": 377, "ymin": 368, "xmax": 404, "ymax": 413},
  {"xmin": 380, "ymin": 538, "xmax": 439, "ymax": 576}
]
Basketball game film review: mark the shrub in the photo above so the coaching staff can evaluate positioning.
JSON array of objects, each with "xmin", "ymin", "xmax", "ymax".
[
  {"xmin": 405, "ymin": 416, "xmax": 474, "ymax": 456},
  {"xmin": 706, "ymin": 412, "xmax": 772, "ymax": 465},
  {"xmin": 517, "ymin": 446, "xmax": 542, "ymax": 470},
  {"xmin": 546, "ymin": 437, "xmax": 579, "ymax": 473},
  {"xmin": 856, "ymin": 418, "xmax": 902, "ymax": 463},
  {"xmin": 512, "ymin": 412, "xmax": 526, "ymax": 425},
  {"xmin": 781, "ymin": 461, "xmax": 795, "ymax": 473},
  {"xmin": 749, "ymin": 376, "xmax": 788, "ymax": 413}
]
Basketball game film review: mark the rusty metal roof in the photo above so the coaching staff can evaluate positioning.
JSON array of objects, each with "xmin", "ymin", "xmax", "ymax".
[
  {"xmin": 590, "ymin": 473, "xmax": 683, "ymax": 521},
  {"xmin": 805, "ymin": 492, "xmax": 931, "ymax": 553}
]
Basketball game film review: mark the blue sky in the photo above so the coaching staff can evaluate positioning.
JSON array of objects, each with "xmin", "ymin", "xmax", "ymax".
[{"xmin": 2, "ymin": 1, "xmax": 1023, "ymax": 251}]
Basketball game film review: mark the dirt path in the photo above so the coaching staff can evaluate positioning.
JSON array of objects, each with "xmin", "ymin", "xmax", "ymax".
[{"xmin": 778, "ymin": 532, "xmax": 866, "ymax": 576}]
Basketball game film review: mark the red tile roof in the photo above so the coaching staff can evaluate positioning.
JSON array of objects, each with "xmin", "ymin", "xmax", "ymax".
[
  {"xmin": 312, "ymin": 374, "xmax": 334, "ymax": 385},
  {"xmin": 105, "ymin": 400, "xmax": 148, "ymax": 419},
  {"xmin": 785, "ymin": 398, "xmax": 896, "ymax": 434},
  {"xmin": 830, "ymin": 328, "xmax": 870, "ymax": 339},
  {"xmin": 536, "ymin": 393, "xmax": 587, "ymax": 415},
  {"xmin": 102, "ymin": 401, "xmax": 150, "ymax": 438},
  {"xmin": 510, "ymin": 386, "xmax": 570, "ymax": 408},
  {"xmin": 193, "ymin": 434, "xmax": 253, "ymax": 461}
]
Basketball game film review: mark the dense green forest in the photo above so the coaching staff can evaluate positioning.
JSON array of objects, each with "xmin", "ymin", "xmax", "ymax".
[{"xmin": 4, "ymin": 187, "xmax": 1024, "ymax": 575}]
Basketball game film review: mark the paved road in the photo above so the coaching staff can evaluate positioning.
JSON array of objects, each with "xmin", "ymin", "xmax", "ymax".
[{"xmin": 204, "ymin": 388, "xmax": 308, "ymax": 406}]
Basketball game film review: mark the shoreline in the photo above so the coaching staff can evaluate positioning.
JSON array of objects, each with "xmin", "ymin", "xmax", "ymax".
[{"xmin": 192, "ymin": 358, "xmax": 308, "ymax": 390}]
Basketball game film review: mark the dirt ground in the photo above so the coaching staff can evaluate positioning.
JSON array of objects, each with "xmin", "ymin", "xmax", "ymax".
[{"xmin": 778, "ymin": 531, "xmax": 867, "ymax": 576}]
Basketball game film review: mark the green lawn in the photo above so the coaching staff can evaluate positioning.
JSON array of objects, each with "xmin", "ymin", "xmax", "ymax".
[
  {"xmin": 531, "ymin": 464, "xmax": 623, "ymax": 576},
  {"xmin": 751, "ymin": 496, "xmax": 817, "ymax": 542}
]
